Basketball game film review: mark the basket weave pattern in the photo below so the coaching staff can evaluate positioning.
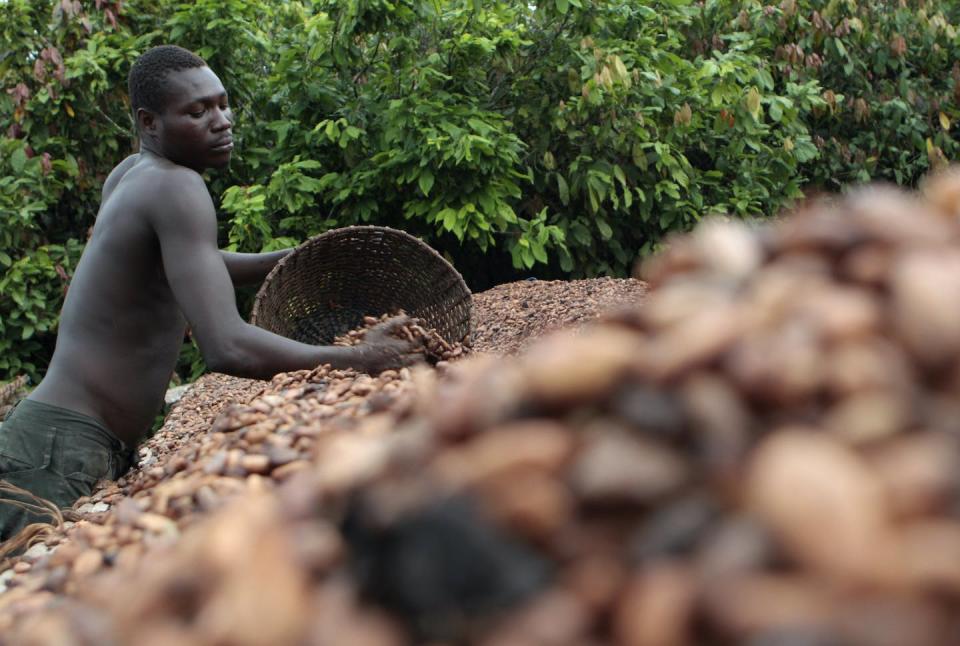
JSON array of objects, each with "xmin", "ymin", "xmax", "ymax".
[{"xmin": 250, "ymin": 226, "xmax": 472, "ymax": 345}]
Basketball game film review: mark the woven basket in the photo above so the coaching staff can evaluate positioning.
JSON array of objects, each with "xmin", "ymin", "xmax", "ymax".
[{"xmin": 250, "ymin": 226, "xmax": 472, "ymax": 346}]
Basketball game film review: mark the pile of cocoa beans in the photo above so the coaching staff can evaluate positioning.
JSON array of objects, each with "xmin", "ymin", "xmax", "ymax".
[
  {"xmin": 6, "ymin": 175, "xmax": 960, "ymax": 645},
  {"xmin": 0, "ymin": 333, "xmax": 437, "ymax": 642},
  {"xmin": 471, "ymin": 276, "xmax": 648, "ymax": 355}
]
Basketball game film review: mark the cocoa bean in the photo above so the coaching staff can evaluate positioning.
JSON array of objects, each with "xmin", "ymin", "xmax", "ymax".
[
  {"xmin": 71, "ymin": 550, "xmax": 103, "ymax": 578},
  {"xmin": 240, "ymin": 454, "xmax": 271, "ymax": 475},
  {"xmin": 520, "ymin": 327, "xmax": 647, "ymax": 405},
  {"xmin": 891, "ymin": 250, "xmax": 960, "ymax": 367},
  {"xmin": 702, "ymin": 574, "xmax": 836, "ymax": 640},
  {"xmin": 571, "ymin": 429, "xmax": 690, "ymax": 505},
  {"xmin": 866, "ymin": 432, "xmax": 960, "ymax": 519},
  {"xmin": 747, "ymin": 429, "xmax": 898, "ymax": 585},
  {"xmin": 615, "ymin": 563, "xmax": 698, "ymax": 646}
]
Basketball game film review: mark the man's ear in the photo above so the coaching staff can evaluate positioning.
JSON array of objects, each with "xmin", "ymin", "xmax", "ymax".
[{"xmin": 136, "ymin": 107, "xmax": 158, "ymax": 138}]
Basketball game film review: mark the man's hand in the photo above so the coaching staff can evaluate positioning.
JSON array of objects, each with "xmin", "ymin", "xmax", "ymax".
[{"xmin": 352, "ymin": 315, "xmax": 426, "ymax": 374}]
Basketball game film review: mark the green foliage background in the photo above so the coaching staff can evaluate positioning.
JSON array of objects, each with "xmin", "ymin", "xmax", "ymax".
[{"xmin": 3, "ymin": 0, "xmax": 960, "ymax": 382}]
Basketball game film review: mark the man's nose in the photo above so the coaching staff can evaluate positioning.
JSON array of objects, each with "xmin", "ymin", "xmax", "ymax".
[{"xmin": 212, "ymin": 107, "xmax": 232, "ymax": 130}]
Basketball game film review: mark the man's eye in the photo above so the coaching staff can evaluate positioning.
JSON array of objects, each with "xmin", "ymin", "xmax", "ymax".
[{"xmin": 189, "ymin": 109, "xmax": 205, "ymax": 118}]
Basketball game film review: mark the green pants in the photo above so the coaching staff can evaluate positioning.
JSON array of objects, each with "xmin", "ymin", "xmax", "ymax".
[{"xmin": 0, "ymin": 400, "xmax": 136, "ymax": 542}]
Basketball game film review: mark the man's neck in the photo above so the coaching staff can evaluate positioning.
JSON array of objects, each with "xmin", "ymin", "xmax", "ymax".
[
  {"xmin": 138, "ymin": 147, "xmax": 203, "ymax": 174},
  {"xmin": 138, "ymin": 140, "xmax": 162, "ymax": 158}
]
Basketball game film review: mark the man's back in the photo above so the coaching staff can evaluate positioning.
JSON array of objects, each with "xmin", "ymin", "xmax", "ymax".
[{"xmin": 30, "ymin": 154, "xmax": 193, "ymax": 445}]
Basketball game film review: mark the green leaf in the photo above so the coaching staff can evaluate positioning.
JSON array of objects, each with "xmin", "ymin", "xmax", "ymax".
[
  {"xmin": 597, "ymin": 220, "xmax": 613, "ymax": 240},
  {"xmin": 632, "ymin": 143, "xmax": 648, "ymax": 171},
  {"xmin": 769, "ymin": 101, "xmax": 783, "ymax": 122},
  {"xmin": 588, "ymin": 186, "xmax": 599, "ymax": 213},
  {"xmin": 440, "ymin": 207, "xmax": 457, "ymax": 231},
  {"xmin": 10, "ymin": 148, "xmax": 27, "ymax": 174},
  {"xmin": 557, "ymin": 174, "xmax": 570, "ymax": 206},
  {"xmin": 833, "ymin": 38, "xmax": 847, "ymax": 58},
  {"xmin": 510, "ymin": 245, "xmax": 524, "ymax": 269},
  {"xmin": 418, "ymin": 170, "xmax": 435, "ymax": 197},
  {"xmin": 613, "ymin": 164, "xmax": 627, "ymax": 187},
  {"xmin": 572, "ymin": 221, "xmax": 592, "ymax": 246},
  {"xmin": 325, "ymin": 120, "xmax": 340, "ymax": 140},
  {"xmin": 521, "ymin": 247, "xmax": 535, "ymax": 269},
  {"xmin": 532, "ymin": 243, "xmax": 548, "ymax": 264},
  {"xmin": 700, "ymin": 61, "xmax": 719, "ymax": 79},
  {"xmin": 745, "ymin": 87, "xmax": 762, "ymax": 120},
  {"xmin": 556, "ymin": 0, "xmax": 569, "ymax": 14},
  {"xmin": 710, "ymin": 85, "xmax": 726, "ymax": 107},
  {"xmin": 672, "ymin": 169, "xmax": 689, "ymax": 188}
]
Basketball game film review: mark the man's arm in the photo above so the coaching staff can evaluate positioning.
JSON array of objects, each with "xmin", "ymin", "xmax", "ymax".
[
  {"xmin": 219, "ymin": 249, "xmax": 292, "ymax": 286},
  {"xmin": 147, "ymin": 170, "xmax": 418, "ymax": 378}
]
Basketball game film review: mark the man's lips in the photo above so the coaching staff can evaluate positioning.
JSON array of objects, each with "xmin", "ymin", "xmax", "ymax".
[{"xmin": 211, "ymin": 139, "xmax": 234, "ymax": 152}]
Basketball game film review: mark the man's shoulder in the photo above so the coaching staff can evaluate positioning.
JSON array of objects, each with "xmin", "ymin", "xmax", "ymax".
[
  {"xmin": 132, "ymin": 156, "xmax": 207, "ymax": 191},
  {"xmin": 113, "ymin": 157, "xmax": 211, "ymax": 213}
]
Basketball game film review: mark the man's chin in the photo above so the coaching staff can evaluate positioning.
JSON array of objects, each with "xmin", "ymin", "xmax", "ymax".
[{"xmin": 208, "ymin": 154, "xmax": 232, "ymax": 169}]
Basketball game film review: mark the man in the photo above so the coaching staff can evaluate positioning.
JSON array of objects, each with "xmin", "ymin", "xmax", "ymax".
[{"xmin": 0, "ymin": 45, "xmax": 423, "ymax": 540}]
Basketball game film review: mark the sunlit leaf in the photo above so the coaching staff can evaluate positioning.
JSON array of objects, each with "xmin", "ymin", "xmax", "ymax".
[{"xmin": 418, "ymin": 170, "xmax": 435, "ymax": 197}]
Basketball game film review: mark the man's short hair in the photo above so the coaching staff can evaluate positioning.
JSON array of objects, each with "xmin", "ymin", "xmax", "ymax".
[{"xmin": 128, "ymin": 45, "xmax": 206, "ymax": 115}]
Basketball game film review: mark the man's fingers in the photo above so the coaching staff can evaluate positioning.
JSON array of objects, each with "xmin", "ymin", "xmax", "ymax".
[
  {"xmin": 371, "ymin": 315, "xmax": 412, "ymax": 336},
  {"xmin": 390, "ymin": 337, "xmax": 427, "ymax": 365},
  {"xmin": 356, "ymin": 315, "xmax": 431, "ymax": 371},
  {"xmin": 385, "ymin": 334, "xmax": 425, "ymax": 354}
]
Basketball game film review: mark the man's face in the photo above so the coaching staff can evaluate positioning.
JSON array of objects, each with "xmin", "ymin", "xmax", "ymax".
[{"xmin": 149, "ymin": 66, "xmax": 234, "ymax": 171}]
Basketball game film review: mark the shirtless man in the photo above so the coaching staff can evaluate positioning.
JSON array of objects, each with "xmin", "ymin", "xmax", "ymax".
[{"xmin": 0, "ymin": 45, "xmax": 422, "ymax": 540}]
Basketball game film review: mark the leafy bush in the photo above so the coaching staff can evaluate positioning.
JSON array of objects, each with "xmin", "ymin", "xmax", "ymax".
[
  {"xmin": 3, "ymin": 0, "xmax": 960, "ymax": 382},
  {"xmin": 0, "ymin": 0, "xmax": 144, "ymax": 380},
  {"xmin": 687, "ymin": 0, "xmax": 960, "ymax": 189},
  {"xmin": 221, "ymin": 0, "xmax": 822, "ymax": 279}
]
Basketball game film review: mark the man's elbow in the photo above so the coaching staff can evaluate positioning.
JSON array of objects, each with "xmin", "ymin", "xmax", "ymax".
[
  {"xmin": 201, "ymin": 340, "xmax": 256, "ymax": 377},
  {"xmin": 202, "ymin": 347, "xmax": 237, "ymax": 375}
]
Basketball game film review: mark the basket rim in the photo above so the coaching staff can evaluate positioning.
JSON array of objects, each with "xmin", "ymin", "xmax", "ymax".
[{"xmin": 249, "ymin": 225, "xmax": 472, "ymax": 330}]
